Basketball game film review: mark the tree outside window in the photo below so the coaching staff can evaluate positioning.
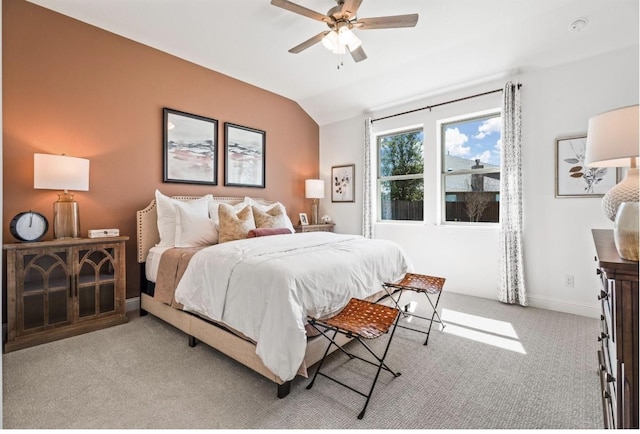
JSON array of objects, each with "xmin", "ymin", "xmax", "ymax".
[
  {"xmin": 377, "ymin": 129, "xmax": 424, "ymax": 221},
  {"xmin": 441, "ymin": 112, "xmax": 501, "ymax": 223}
]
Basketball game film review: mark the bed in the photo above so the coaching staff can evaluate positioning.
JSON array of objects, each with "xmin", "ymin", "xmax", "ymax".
[{"xmin": 137, "ymin": 193, "xmax": 411, "ymax": 398}]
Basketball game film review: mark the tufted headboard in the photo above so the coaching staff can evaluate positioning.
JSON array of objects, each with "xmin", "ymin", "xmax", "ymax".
[{"xmin": 136, "ymin": 196, "xmax": 275, "ymax": 263}]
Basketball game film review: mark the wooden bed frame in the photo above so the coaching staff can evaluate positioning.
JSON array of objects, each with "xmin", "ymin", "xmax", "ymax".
[{"xmin": 136, "ymin": 196, "xmax": 354, "ymax": 398}]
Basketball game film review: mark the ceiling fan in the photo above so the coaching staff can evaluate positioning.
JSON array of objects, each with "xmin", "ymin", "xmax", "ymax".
[{"xmin": 271, "ymin": 0, "xmax": 418, "ymax": 64}]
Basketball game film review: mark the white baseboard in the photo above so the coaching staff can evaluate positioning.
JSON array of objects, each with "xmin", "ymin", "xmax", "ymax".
[
  {"xmin": 526, "ymin": 294, "xmax": 600, "ymax": 319},
  {"xmin": 126, "ymin": 297, "xmax": 140, "ymax": 313},
  {"xmin": 444, "ymin": 288, "xmax": 600, "ymax": 319}
]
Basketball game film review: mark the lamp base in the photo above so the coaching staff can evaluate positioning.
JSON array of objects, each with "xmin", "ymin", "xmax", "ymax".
[
  {"xmin": 614, "ymin": 202, "xmax": 639, "ymax": 261},
  {"xmin": 602, "ymin": 168, "xmax": 639, "ymax": 221},
  {"xmin": 311, "ymin": 200, "xmax": 319, "ymax": 225},
  {"xmin": 53, "ymin": 192, "xmax": 81, "ymax": 239}
]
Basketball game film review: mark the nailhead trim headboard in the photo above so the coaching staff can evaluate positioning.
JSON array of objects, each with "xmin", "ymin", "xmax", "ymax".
[{"xmin": 136, "ymin": 196, "xmax": 275, "ymax": 263}]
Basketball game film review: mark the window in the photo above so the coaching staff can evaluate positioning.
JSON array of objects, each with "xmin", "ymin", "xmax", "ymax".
[
  {"xmin": 377, "ymin": 128, "xmax": 424, "ymax": 221},
  {"xmin": 441, "ymin": 112, "xmax": 501, "ymax": 223}
]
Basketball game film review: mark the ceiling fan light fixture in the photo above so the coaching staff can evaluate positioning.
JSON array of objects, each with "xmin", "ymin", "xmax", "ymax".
[
  {"xmin": 322, "ymin": 30, "xmax": 339, "ymax": 50},
  {"xmin": 337, "ymin": 26, "xmax": 352, "ymax": 45},
  {"xmin": 332, "ymin": 43, "xmax": 347, "ymax": 55},
  {"xmin": 347, "ymin": 32, "xmax": 362, "ymax": 51}
]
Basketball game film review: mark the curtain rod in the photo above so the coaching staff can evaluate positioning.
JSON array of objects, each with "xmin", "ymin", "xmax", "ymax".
[{"xmin": 371, "ymin": 83, "xmax": 522, "ymax": 123}]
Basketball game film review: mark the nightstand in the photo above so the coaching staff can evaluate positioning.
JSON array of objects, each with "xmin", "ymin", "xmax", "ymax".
[
  {"xmin": 3, "ymin": 236, "xmax": 129, "ymax": 352},
  {"xmin": 294, "ymin": 223, "xmax": 335, "ymax": 233}
]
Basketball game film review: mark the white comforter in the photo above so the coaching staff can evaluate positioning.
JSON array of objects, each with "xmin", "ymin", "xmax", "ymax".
[{"xmin": 174, "ymin": 232, "xmax": 412, "ymax": 381}]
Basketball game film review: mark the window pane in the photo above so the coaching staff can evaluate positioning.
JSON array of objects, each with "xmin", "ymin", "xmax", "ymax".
[
  {"xmin": 442, "ymin": 115, "xmax": 501, "ymax": 173},
  {"xmin": 442, "ymin": 113, "xmax": 501, "ymax": 223},
  {"xmin": 379, "ymin": 130, "xmax": 424, "ymax": 177},
  {"xmin": 380, "ymin": 179, "xmax": 424, "ymax": 221},
  {"xmin": 444, "ymin": 173, "xmax": 500, "ymax": 222}
]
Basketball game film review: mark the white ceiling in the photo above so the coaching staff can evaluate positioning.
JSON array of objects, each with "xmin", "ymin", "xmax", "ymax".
[{"xmin": 26, "ymin": 0, "xmax": 639, "ymax": 126}]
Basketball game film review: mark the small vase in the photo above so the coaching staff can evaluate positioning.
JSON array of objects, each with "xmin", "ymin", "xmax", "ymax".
[{"xmin": 614, "ymin": 202, "xmax": 639, "ymax": 261}]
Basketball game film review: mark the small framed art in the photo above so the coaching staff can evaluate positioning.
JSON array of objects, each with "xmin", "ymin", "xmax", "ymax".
[
  {"xmin": 555, "ymin": 135, "xmax": 618, "ymax": 197},
  {"xmin": 299, "ymin": 213, "xmax": 309, "ymax": 226},
  {"xmin": 163, "ymin": 108, "xmax": 218, "ymax": 185},
  {"xmin": 224, "ymin": 123, "xmax": 266, "ymax": 188},
  {"xmin": 331, "ymin": 164, "xmax": 355, "ymax": 202}
]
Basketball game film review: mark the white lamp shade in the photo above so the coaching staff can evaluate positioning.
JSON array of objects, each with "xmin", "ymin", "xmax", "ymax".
[
  {"xmin": 585, "ymin": 104, "xmax": 639, "ymax": 167},
  {"xmin": 305, "ymin": 179, "xmax": 325, "ymax": 199},
  {"xmin": 34, "ymin": 153, "xmax": 90, "ymax": 191}
]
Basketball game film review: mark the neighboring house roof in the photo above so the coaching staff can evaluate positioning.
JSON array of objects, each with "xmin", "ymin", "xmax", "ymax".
[{"xmin": 444, "ymin": 155, "xmax": 500, "ymax": 193}]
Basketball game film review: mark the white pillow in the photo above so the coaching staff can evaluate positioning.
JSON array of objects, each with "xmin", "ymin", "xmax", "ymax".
[
  {"xmin": 155, "ymin": 190, "xmax": 212, "ymax": 247},
  {"xmin": 174, "ymin": 201, "xmax": 219, "ymax": 247},
  {"xmin": 244, "ymin": 197, "xmax": 295, "ymax": 233}
]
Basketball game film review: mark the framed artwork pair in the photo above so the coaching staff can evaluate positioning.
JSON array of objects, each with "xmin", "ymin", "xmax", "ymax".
[{"xmin": 163, "ymin": 108, "xmax": 265, "ymax": 188}]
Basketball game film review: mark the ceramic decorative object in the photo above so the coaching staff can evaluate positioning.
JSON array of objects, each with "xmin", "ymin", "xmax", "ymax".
[{"xmin": 614, "ymin": 201, "xmax": 639, "ymax": 261}]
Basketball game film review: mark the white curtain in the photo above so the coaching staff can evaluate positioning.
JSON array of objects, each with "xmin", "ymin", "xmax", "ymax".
[
  {"xmin": 498, "ymin": 81, "xmax": 527, "ymax": 306},
  {"xmin": 362, "ymin": 117, "xmax": 373, "ymax": 239}
]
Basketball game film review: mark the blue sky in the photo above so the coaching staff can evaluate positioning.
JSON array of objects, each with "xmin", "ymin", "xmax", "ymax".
[{"xmin": 444, "ymin": 115, "xmax": 502, "ymax": 166}]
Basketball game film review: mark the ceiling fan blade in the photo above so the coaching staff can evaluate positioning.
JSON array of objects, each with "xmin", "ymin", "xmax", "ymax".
[
  {"xmin": 271, "ymin": 0, "xmax": 332, "ymax": 24},
  {"xmin": 288, "ymin": 31, "xmax": 330, "ymax": 53},
  {"xmin": 340, "ymin": 0, "xmax": 363, "ymax": 20},
  {"xmin": 349, "ymin": 45, "xmax": 367, "ymax": 63},
  {"xmin": 354, "ymin": 14, "xmax": 419, "ymax": 30}
]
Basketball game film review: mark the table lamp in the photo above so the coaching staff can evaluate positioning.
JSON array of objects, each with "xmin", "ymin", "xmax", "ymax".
[
  {"xmin": 585, "ymin": 104, "xmax": 639, "ymax": 260},
  {"xmin": 305, "ymin": 179, "xmax": 325, "ymax": 225},
  {"xmin": 34, "ymin": 153, "xmax": 90, "ymax": 239}
]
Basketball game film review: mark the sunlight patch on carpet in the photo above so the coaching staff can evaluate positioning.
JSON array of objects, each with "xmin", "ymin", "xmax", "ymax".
[{"xmin": 440, "ymin": 308, "xmax": 526, "ymax": 354}]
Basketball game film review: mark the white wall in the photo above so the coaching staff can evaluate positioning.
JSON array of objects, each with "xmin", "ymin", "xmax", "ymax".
[{"xmin": 319, "ymin": 45, "xmax": 639, "ymax": 318}]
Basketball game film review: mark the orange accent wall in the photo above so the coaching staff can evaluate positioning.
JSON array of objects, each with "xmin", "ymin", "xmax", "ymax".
[{"xmin": 2, "ymin": 0, "xmax": 319, "ymax": 299}]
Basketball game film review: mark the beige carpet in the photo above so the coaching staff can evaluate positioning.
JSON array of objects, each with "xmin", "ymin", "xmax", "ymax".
[{"xmin": 2, "ymin": 291, "xmax": 602, "ymax": 429}]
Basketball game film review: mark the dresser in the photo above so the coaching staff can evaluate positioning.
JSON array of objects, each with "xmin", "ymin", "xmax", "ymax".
[
  {"xmin": 3, "ymin": 237, "xmax": 128, "ymax": 352},
  {"xmin": 592, "ymin": 229, "xmax": 638, "ymax": 429},
  {"xmin": 294, "ymin": 223, "xmax": 335, "ymax": 233}
]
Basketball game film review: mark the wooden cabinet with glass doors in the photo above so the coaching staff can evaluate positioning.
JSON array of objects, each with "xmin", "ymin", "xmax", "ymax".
[{"xmin": 3, "ymin": 237, "xmax": 128, "ymax": 352}]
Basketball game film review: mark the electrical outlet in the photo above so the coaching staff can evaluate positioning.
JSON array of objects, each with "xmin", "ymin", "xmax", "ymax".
[{"xmin": 564, "ymin": 274, "xmax": 574, "ymax": 287}]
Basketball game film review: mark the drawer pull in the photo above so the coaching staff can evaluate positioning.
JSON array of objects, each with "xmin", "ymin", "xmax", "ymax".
[
  {"xmin": 598, "ymin": 332, "xmax": 609, "ymax": 341},
  {"xmin": 596, "ymin": 268, "xmax": 602, "ymax": 275},
  {"xmin": 600, "ymin": 314, "xmax": 605, "ymax": 321},
  {"xmin": 603, "ymin": 390, "xmax": 610, "ymax": 399},
  {"xmin": 605, "ymin": 373, "xmax": 615, "ymax": 382},
  {"xmin": 597, "ymin": 290, "xmax": 608, "ymax": 300}
]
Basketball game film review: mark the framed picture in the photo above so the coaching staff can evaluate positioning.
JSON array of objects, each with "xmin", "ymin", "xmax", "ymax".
[
  {"xmin": 163, "ymin": 108, "xmax": 218, "ymax": 185},
  {"xmin": 224, "ymin": 123, "xmax": 266, "ymax": 188},
  {"xmin": 331, "ymin": 164, "xmax": 355, "ymax": 202},
  {"xmin": 555, "ymin": 135, "xmax": 618, "ymax": 197},
  {"xmin": 299, "ymin": 213, "xmax": 309, "ymax": 226}
]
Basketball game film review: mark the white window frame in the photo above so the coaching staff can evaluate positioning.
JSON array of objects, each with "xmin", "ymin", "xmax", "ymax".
[
  {"xmin": 375, "ymin": 126, "xmax": 425, "ymax": 223},
  {"xmin": 437, "ymin": 108, "xmax": 502, "ymax": 226}
]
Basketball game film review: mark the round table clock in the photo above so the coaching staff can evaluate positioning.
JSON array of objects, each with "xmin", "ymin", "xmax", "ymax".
[{"xmin": 10, "ymin": 211, "xmax": 49, "ymax": 242}]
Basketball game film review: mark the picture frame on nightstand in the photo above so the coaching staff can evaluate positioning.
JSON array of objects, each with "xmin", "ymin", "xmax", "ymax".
[{"xmin": 299, "ymin": 213, "xmax": 309, "ymax": 226}]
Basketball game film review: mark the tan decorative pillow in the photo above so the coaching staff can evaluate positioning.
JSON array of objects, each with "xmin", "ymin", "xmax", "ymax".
[
  {"xmin": 245, "ymin": 198, "xmax": 295, "ymax": 233},
  {"xmin": 218, "ymin": 203, "xmax": 256, "ymax": 243},
  {"xmin": 252, "ymin": 204, "xmax": 291, "ymax": 230}
]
